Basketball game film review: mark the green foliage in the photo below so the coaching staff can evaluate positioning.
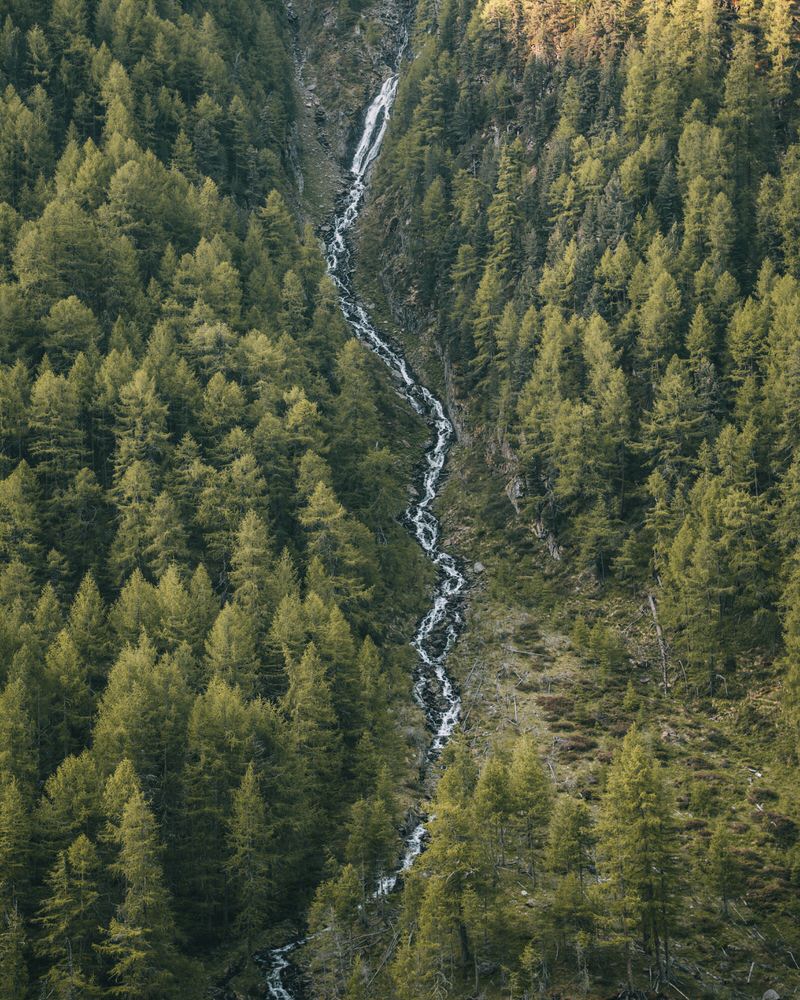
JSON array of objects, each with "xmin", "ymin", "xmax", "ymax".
[
  {"xmin": 3, "ymin": 0, "xmax": 800, "ymax": 994},
  {"xmin": 596, "ymin": 726, "xmax": 677, "ymax": 985},
  {"xmin": 226, "ymin": 762, "xmax": 273, "ymax": 953},
  {"xmin": 98, "ymin": 789, "xmax": 185, "ymax": 998},
  {"xmin": 36, "ymin": 834, "xmax": 103, "ymax": 996},
  {"xmin": 0, "ymin": 0, "xmax": 429, "ymax": 984},
  {"xmin": 360, "ymin": 0, "xmax": 800, "ymax": 698}
]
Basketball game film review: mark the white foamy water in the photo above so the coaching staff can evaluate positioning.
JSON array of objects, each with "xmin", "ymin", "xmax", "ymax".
[{"xmin": 264, "ymin": 41, "xmax": 466, "ymax": 996}]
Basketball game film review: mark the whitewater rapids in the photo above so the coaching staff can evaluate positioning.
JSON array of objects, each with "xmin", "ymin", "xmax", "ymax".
[{"xmin": 262, "ymin": 41, "xmax": 467, "ymax": 997}]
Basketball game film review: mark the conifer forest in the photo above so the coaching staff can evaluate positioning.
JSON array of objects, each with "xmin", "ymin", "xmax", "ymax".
[{"xmin": 0, "ymin": 0, "xmax": 800, "ymax": 997}]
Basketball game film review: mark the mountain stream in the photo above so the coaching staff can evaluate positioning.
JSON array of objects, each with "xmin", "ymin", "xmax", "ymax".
[{"xmin": 262, "ymin": 37, "xmax": 467, "ymax": 999}]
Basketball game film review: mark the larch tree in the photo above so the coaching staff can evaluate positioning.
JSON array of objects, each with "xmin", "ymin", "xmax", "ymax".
[
  {"xmin": 596, "ymin": 726, "xmax": 678, "ymax": 987},
  {"xmin": 36, "ymin": 833, "xmax": 102, "ymax": 997},
  {"xmin": 100, "ymin": 790, "xmax": 184, "ymax": 999},
  {"xmin": 226, "ymin": 761, "xmax": 273, "ymax": 954}
]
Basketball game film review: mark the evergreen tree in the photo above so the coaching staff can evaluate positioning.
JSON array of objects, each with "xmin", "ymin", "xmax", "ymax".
[
  {"xmin": 0, "ymin": 677, "xmax": 36, "ymax": 792},
  {"xmin": 0, "ymin": 902, "xmax": 28, "ymax": 1000},
  {"xmin": 204, "ymin": 601, "xmax": 261, "ymax": 696},
  {"xmin": 282, "ymin": 642, "xmax": 343, "ymax": 830},
  {"xmin": 229, "ymin": 509, "xmax": 275, "ymax": 632},
  {"xmin": 29, "ymin": 366, "xmax": 84, "ymax": 496},
  {"xmin": 43, "ymin": 628, "xmax": 92, "ymax": 768},
  {"xmin": 43, "ymin": 296, "xmax": 100, "ymax": 367},
  {"xmin": 36, "ymin": 834, "xmax": 102, "ymax": 997},
  {"xmin": 143, "ymin": 493, "xmax": 189, "ymax": 579},
  {"xmin": 0, "ymin": 777, "xmax": 29, "ymax": 906},
  {"xmin": 226, "ymin": 762, "xmax": 273, "ymax": 952},
  {"xmin": 113, "ymin": 369, "xmax": 170, "ymax": 480},
  {"xmin": 509, "ymin": 735, "xmax": 552, "ymax": 880},
  {"xmin": 93, "ymin": 637, "xmax": 191, "ymax": 821},
  {"xmin": 67, "ymin": 573, "xmax": 110, "ymax": 687},
  {"xmin": 99, "ymin": 790, "xmax": 183, "ymax": 999},
  {"xmin": 545, "ymin": 797, "xmax": 593, "ymax": 887},
  {"xmin": 299, "ymin": 482, "xmax": 375, "ymax": 608},
  {"xmin": 596, "ymin": 726, "xmax": 677, "ymax": 986}
]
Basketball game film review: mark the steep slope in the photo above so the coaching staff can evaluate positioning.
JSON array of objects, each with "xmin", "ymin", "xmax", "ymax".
[
  {"xmin": 0, "ymin": 0, "xmax": 438, "ymax": 995},
  {"xmin": 308, "ymin": 0, "xmax": 800, "ymax": 997}
]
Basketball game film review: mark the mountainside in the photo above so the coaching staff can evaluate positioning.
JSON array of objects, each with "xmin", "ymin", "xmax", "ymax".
[
  {"xmin": 1, "ymin": 0, "xmax": 800, "ymax": 999},
  {"xmin": 332, "ymin": 0, "xmax": 800, "ymax": 997},
  {"xmin": 0, "ymin": 0, "xmax": 432, "ymax": 995}
]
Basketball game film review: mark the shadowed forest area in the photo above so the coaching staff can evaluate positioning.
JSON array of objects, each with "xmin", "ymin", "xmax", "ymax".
[{"xmin": 0, "ymin": 0, "xmax": 799, "ymax": 998}]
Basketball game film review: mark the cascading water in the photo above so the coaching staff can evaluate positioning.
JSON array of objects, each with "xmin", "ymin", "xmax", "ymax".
[{"xmin": 262, "ymin": 37, "xmax": 467, "ymax": 997}]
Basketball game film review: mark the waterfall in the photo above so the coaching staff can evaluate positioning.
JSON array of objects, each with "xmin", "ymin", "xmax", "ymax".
[{"xmin": 262, "ymin": 35, "xmax": 466, "ymax": 997}]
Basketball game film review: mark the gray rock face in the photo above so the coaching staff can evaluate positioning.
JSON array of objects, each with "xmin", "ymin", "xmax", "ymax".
[
  {"xmin": 473, "ymin": 561, "xmax": 485, "ymax": 574},
  {"xmin": 763, "ymin": 990, "xmax": 781, "ymax": 1000}
]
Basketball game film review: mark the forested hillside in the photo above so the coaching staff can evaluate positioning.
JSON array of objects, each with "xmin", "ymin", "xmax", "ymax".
[
  {"xmin": 4, "ymin": 0, "xmax": 800, "ymax": 998},
  {"xmin": 317, "ymin": 0, "xmax": 800, "ymax": 996},
  {"xmin": 0, "ymin": 0, "xmax": 429, "ymax": 995}
]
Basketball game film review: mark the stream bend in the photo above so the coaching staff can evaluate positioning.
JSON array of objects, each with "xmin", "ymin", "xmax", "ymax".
[{"xmin": 263, "ymin": 45, "xmax": 467, "ymax": 998}]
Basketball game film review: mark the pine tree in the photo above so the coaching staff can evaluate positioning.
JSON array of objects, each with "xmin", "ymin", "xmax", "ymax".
[
  {"xmin": 636, "ymin": 272, "xmax": 682, "ymax": 390},
  {"xmin": 474, "ymin": 754, "xmax": 513, "ymax": 873},
  {"xmin": 596, "ymin": 726, "xmax": 677, "ymax": 986},
  {"xmin": 0, "ymin": 677, "xmax": 36, "ymax": 792},
  {"xmin": 113, "ymin": 369, "xmax": 170, "ymax": 480},
  {"xmin": 718, "ymin": 34, "xmax": 772, "ymax": 256},
  {"xmin": 471, "ymin": 262, "xmax": 506, "ymax": 383},
  {"xmin": 204, "ymin": 601, "xmax": 261, "ymax": 696},
  {"xmin": 344, "ymin": 793, "xmax": 397, "ymax": 888},
  {"xmin": 67, "ymin": 573, "xmax": 110, "ymax": 687},
  {"xmin": 36, "ymin": 834, "xmax": 102, "ymax": 997},
  {"xmin": 269, "ymin": 591, "xmax": 307, "ymax": 677},
  {"xmin": 319, "ymin": 603, "xmax": 359, "ymax": 742},
  {"xmin": 60, "ymin": 469, "xmax": 109, "ymax": 580},
  {"xmin": 282, "ymin": 642, "xmax": 343, "ymax": 829},
  {"xmin": 508, "ymin": 735, "xmax": 552, "ymax": 880},
  {"xmin": 640, "ymin": 356, "xmax": 711, "ymax": 483},
  {"xmin": 38, "ymin": 751, "xmax": 102, "ymax": 860},
  {"xmin": 354, "ymin": 636, "xmax": 397, "ymax": 785},
  {"xmin": 345, "ymin": 954, "xmax": 369, "ymax": 1000},
  {"xmin": 0, "ymin": 901, "xmax": 28, "ymax": 1000},
  {"xmin": 43, "ymin": 628, "xmax": 93, "ymax": 768},
  {"xmin": 761, "ymin": 0, "xmax": 795, "ymax": 104},
  {"xmin": 108, "ymin": 461, "xmax": 156, "ymax": 585},
  {"xmin": 99, "ymin": 790, "xmax": 182, "ymax": 999},
  {"xmin": 487, "ymin": 138, "xmax": 525, "ymax": 284},
  {"xmin": 182, "ymin": 678, "xmax": 258, "ymax": 936},
  {"xmin": 43, "ymin": 296, "xmax": 100, "ymax": 368},
  {"xmin": 101, "ymin": 760, "xmax": 143, "ymax": 850},
  {"xmin": 226, "ymin": 762, "xmax": 273, "ymax": 953},
  {"xmin": 307, "ymin": 864, "xmax": 363, "ymax": 997},
  {"xmin": 109, "ymin": 568, "xmax": 159, "ymax": 647},
  {"xmin": 143, "ymin": 493, "xmax": 189, "ymax": 579},
  {"xmin": 545, "ymin": 797, "xmax": 593, "ymax": 887},
  {"xmin": 299, "ymin": 482, "xmax": 375, "ymax": 608},
  {"xmin": 0, "ymin": 461, "xmax": 43, "ymax": 568},
  {"xmin": 93, "ymin": 637, "xmax": 191, "ymax": 820},
  {"xmin": 154, "ymin": 565, "xmax": 194, "ymax": 653},
  {"xmin": 331, "ymin": 340, "xmax": 381, "ymax": 498},
  {"xmin": 29, "ymin": 366, "xmax": 84, "ymax": 496},
  {"xmin": 398, "ymin": 873, "xmax": 461, "ymax": 1000},
  {"xmin": 278, "ymin": 269, "xmax": 307, "ymax": 337},
  {"xmin": 0, "ymin": 777, "xmax": 29, "ymax": 906},
  {"xmin": 197, "ymin": 452, "xmax": 268, "ymax": 580},
  {"xmin": 259, "ymin": 190, "xmax": 300, "ymax": 275},
  {"xmin": 230, "ymin": 509, "xmax": 274, "ymax": 632}
]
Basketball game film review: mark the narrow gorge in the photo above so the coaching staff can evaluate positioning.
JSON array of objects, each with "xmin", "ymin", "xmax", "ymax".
[{"xmin": 263, "ymin": 26, "xmax": 468, "ymax": 997}]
